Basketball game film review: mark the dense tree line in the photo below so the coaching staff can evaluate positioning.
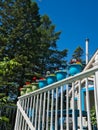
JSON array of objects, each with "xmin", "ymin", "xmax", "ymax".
[
  {"xmin": 0, "ymin": 0, "xmax": 67, "ymax": 91},
  {"xmin": 0, "ymin": 0, "xmax": 85, "ymax": 96}
]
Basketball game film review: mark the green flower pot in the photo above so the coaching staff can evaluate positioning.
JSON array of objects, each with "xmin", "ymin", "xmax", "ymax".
[
  {"xmin": 31, "ymin": 83, "xmax": 39, "ymax": 91},
  {"xmin": 20, "ymin": 88, "xmax": 26, "ymax": 95}
]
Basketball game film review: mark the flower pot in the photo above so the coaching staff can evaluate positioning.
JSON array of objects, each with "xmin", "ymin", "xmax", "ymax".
[
  {"xmin": 24, "ymin": 83, "xmax": 38, "ymax": 93},
  {"xmin": 20, "ymin": 88, "xmax": 26, "ymax": 95},
  {"xmin": 68, "ymin": 64, "xmax": 82, "ymax": 76},
  {"xmin": 55, "ymin": 70, "xmax": 67, "ymax": 81},
  {"xmin": 31, "ymin": 83, "xmax": 39, "ymax": 91},
  {"xmin": 46, "ymin": 75, "xmax": 56, "ymax": 85},
  {"xmin": 26, "ymin": 88, "xmax": 32, "ymax": 93},
  {"xmin": 38, "ymin": 79, "xmax": 47, "ymax": 88}
]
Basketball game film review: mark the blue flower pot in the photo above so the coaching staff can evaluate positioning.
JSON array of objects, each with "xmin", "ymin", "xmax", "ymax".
[
  {"xmin": 46, "ymin": 75, "xmax": 56, "ymax": 85},
  {"xmin": 55, "ymin": 70, "xmax": 67, "ymax": 81},
  {"xmin": 68, "ymin": 64, "xmax": 82, "ymax": 76},
  {"xmin": 38, "ymin": 79, "xmax": 47, "ymax": 88}
]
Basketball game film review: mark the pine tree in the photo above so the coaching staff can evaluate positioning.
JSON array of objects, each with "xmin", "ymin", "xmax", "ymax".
[
  {"xmin": 72, "ymin": 46, "xmax": 85, "ymax": 67},
  {"xmin": 0, "ymin": 0, "xmax": 67, "ymax": 89}
]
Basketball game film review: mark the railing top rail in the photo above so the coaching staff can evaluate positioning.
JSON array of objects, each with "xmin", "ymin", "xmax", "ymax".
[{"xmin": 18, "ymin": 66, "xmax": 98, "ymax": 100}]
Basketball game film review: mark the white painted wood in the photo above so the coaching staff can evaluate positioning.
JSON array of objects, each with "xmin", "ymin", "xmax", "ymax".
[
  {"xmin": 42, "ymin": 92, "xmax": 46, "ymax": 130},
  {"xmin": 72, "ymin": 82, "xmax": 76, "ymax": 130},
  {"xmin": 32, "ymin": 96, "xmax": 35, "ymax": 125},
  {"xmin": 14, "ymin": 108, "xmax": 19, "ymax": 130},
  {"xmin": 24, "ymin": 98, "xmax": 28, "ymax": 130},
  {"xmin": 66, "ymin": 84, "xmax": 69, "ymax": 130},
  {"xmin": 85, "ymin": 78, "xmax": 92, "ymax": 130},
  {"xmin": 78, "ymin": 80, "xmax": 83, "ymax": 130},
  {"xmin": 60, "ymin": 86, "xmax": 63, "ymax": 130},
  {"xmin": 50, "ymin": 89, "xmax": 54, "ymax": 130},
  {"xmin": 22, "ymin": 100, "xmax": 26, "ymax": 130},
  {"xmin": 93, "ymin": 75, "xmax": 98, "ymax": 129},
  {"xmin": 55, "ymin": 88, "xmax": 58, "ymax": 130},
  {"xmin": 38, "ymin": 94, "xmax": 42, "ymax": 130},
  {"xmin": 14, "ymin": 65, "xmax": 98, "ymax": 130},
  {"xmin": 46, "ymin": 91, "xmax": 50, "ymax": 130},
  {"xmin": 35, "ymin": 95, "xmax": 39, "ymax": 129},
  {"xmin": 17, "ymin": 102, "xmax": 35, "ymax": 130}
]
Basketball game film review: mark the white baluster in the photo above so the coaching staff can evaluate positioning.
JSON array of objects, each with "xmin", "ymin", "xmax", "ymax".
[{"xmin": 93, "ymin": 54, "xmax": 98, "ymax": 128}]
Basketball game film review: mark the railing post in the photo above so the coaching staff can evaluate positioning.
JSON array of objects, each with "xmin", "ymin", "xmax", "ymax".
[{"xmin": 93, "ymin": 54, "xmax": 98, "ymax": 128}]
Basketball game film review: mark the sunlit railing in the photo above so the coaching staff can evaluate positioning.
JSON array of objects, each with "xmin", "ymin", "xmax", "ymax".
[{"xmin": 14, "ymin": 57, "xmax": 98, "ymax": 130}]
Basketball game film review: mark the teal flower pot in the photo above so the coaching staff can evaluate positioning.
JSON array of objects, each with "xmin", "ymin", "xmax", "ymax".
[
  {"xmin": 38, "ymin": 79, "xmax": 47, "ymax": 88},
  {"xmin": 46, "ymin": 75, "xmax": 56, "ymax": 85},
  {"xmin": 55, "ymin": 70, "xmax": 67, "ymax": 81},
  {"xmin": 68, "ymin": 64, "xmax": 82, "ymax": 76}
]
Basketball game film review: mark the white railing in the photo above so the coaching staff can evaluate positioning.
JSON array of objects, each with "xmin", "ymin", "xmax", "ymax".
[{"xmin": 14, "ymin": 60, "xmax": 98, "ymax": 130}]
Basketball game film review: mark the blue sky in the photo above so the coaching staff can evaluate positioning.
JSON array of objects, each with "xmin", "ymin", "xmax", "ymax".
[{"xmin": 37, "ymin": 0, "xmax": 98, "ymax": 61}]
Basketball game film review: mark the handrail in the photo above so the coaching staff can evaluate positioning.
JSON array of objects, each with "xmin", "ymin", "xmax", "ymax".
[
  {"xmin": 18, "ymin": 66, "xmax": 98, "ymax": 100},
  {"xmin": 14, "ymin": 65, "xmax": 98, "ymax": 130}
]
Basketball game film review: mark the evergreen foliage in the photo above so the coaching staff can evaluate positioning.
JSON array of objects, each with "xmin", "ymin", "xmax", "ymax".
[
  {"xmin": 0, "ymin": 0, "xmax": 67, "ymax": 94},
  {"xmin": 72, "ymin": 46, "xmax": 85, "ymax": 67}
]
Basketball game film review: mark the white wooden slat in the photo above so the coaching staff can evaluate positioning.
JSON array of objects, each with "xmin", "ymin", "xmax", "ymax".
[
  {"xmin": 32, "ymin": 96, "xmax": 35, "ymax": 125},
  {"xmin": 60, "ymin": 86, "xmax": 63, "ymax": 130},
  {"xmin": 46, "ymin": 91, "xmax": 50, "ymax": 130},
  {"xmin": 26, "ymin": 98, "xmax": 30, "ymax": 130},
  {"xmin": 66, "ymin": 84, "xmax": 69, "ymax": 130},
  {"xmin": 78, "ymin": 80, "xmax": 83, "ymax": 130},
  {"xmin": 35, "ymin": 95, "xmax": 39, "ymax": 129},
  {"xmin": 42, "ymin": 92, "xmax": 46, "ymax": 130},
  {"xmin": 14, "ymin": 108, "xmax": 20, "ymax": 130},
  {"xmin": 55, "ymin": 87, "xmax": 58, "ymax": 130},
  {"xmin": 19, "ymin": 100, "xmax": 25, "ymax": 130},
  {"xmin": 17, "ymin": 102, "xmax": 35, "ymax": 130},
  {"xmin": 38, "ymin": 93, "xmax": 42, "ymax": 130},
  {"xmin": 27, "ymin": 98, "xmax": 30, "ymax": 116},
  {"xmin": 22, "ymin": 99, "xmax": 26, "ymax": 130},
  {"xmin": 85, "ymin": 78, "xmax": 92, "ymax": 130},
  {"xmin": 24, "ymin": 98, "xmax": 28, "ymax": 130},
  {"xmin": 72, "ymin": 82, "xmax": 76, "ymax": 130},
  {"xmin": 94, "ymin": 74, "xmax": 98, "ymax": 128},
  {"xmin": 50, "ymin": 89, "xmax": 54, "ymax": 130},
  {"xmin": 18, "ymin": 104, "xmax": 23, "ymax": 130},
  {"xmin": 27, "ymin": 97, "xmax": 31, "ymax": 130},
  {"xmin": 29, "ymin": 96, "xmax": 33, "ymax": 120}
]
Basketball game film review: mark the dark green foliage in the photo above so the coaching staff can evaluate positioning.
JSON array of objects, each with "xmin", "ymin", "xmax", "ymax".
[
  {"xmin": 0, "ymin": 0, "xmax": 67, "ymax": 95},
  {"xmin": 72, "ymin": 46, "xmax": 83, "ymax": 60},
  {"xmin": 72, "ymin": 46, "xmax": 85, "ymax": 68},
  {"xmin": 90, "ymin": 106, "xmax": 97, "ymax": 126},
  {"xmin": 0, "ymin": 104, "xmax": 17, "ymax": 130},
  {"xmin": 33, "ymin": 14, "xmax": 68, "ymax": 73}
]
